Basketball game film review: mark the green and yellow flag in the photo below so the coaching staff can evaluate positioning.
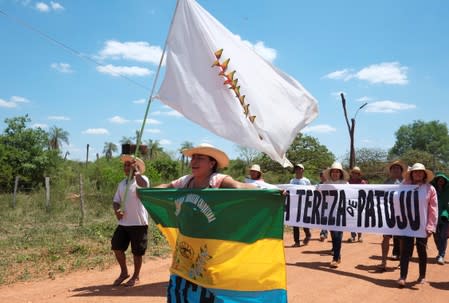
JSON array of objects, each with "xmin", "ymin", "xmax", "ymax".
[{"xmin": 139, "ymin": 188, "xmax": 287, "ymax": 302}]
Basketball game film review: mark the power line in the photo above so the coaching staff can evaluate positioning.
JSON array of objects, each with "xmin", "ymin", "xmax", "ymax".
[{"xmin": 0, "ymin": 8, "xmax": 151, "ymax": 91}]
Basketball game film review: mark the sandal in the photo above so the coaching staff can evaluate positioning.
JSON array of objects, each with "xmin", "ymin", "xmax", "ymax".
[
  {"xmin": 113, "ymin": 274, "xmax": 130, "ymax": 286},
  {"xmin": 124, "ymin": 277, "xmax": 140, "ymax": 287}
]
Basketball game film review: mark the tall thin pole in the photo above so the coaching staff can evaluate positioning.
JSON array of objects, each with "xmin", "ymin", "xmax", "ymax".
[{"xmin": 120, "ymin": 0, "xmax": 181, "ymax": 211}]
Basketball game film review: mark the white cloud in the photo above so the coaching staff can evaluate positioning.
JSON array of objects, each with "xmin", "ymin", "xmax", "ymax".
[
  {"xmin": 237, "ymin": 36, "xmax": 277, "ymax": 63},
  {"xmin": 51, "ymin": 62, "xmax": 73, "ymax": 73},
  {"xmin": 145, "ymin": 128, "xmax": 161, "ymax": 134},
  {"xmin": 35, "ymin": 2, "xmax": 50, "ymax": 12},
  {"xmin": 365, "ymin": 100, "xmax": 416, "ymax": 113},
  {"xmin": 152, "ymin": 109, "xmax": 182, "ymax": 117},
  {"xmin": 99, "ymin": 40, "xmax": 164, "ymax": 65},
  {"xmin": 356, "ymin": 62, "xmax": 408, "ymax": 85},
  {"xmin": 0, "ymin": 99, "xmax": 18, "ymax": 108},
  {"xmin": 133, "ymin": 98, "xmax": 146, "ymax": 104},
  {"xmin": 82, "ymin": 128, "xmax": 109, "ymax": 135},
  {"xmin": 135, "ymin": 118, "xmax": 161, "ymax": 125},
  {"xmin": 356, "ymin": 96, "xmax": 372, "ymax": 102},
  {"xmin": 10, "ymin": 96, "xmax": 30, "ymax": 103},
  {"xmin": 323, "ymin": 69, "xmax": 353, "ymax": 81},
  {"xmin": 50, "ymin": 1, "xmax": 64, "ymax": 11},
  {"xmin": 32, "ymin": 123, "xmax": 48, "ymax": 129},
  {"xmin": 166, "ymin": 110, "xmax": 183, "ymax": 117},
  {"xmin": 159, "ymin": 139, "xmax": 172, "ymax": 145},
  {"xmin": 35, "ymin": 2, "xmax": 64, "ymax": 12},
  {"xmin": 0, "ymin": 96, "xmax": 29, "ymax": 108},
  {"xmin": 302, "ymin": 124, "xmax": 337, "ymax": 133},
  {"xmin": 109, "ymin": 116, "xmax": 129, "ymax": 124},
  {"xmin": 324, "ymin": 62, "xmax": 408, "ymax": 85},
  {"xmin": 96, "ymin": 64, "xmax": 151, "ymax": 77},
  {"xmin": 48, "ymin": 115, "xmax": 70, "ymax": 121}
]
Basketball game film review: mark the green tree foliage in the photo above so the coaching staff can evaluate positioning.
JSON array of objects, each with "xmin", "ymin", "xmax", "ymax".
[
  {"xmin": 48, "ymin": 126, "xmax": 69, "ymax": 151},
  {"xmin": 389, "ymin": 120, "xmax": 449, "ymax": 167},
  {"xmin": 103, "ymin": 142, "xmax": 117, "ymax": 160},
  {"xmin": 349, "ymin": 148, "xmax": 388, "ymax": 183},
  {"xmin": 254, "ymin": 133, "xmax": 335, "ymax": 183},
  {"xmin": 0, "ymin": 115, "xmax": 59, "ymax": 191}
]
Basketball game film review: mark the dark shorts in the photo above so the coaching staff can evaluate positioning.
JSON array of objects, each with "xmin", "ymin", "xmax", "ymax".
[{"xmin": 111, "ymin": 225, "xmax": 148, "ymax": 256}]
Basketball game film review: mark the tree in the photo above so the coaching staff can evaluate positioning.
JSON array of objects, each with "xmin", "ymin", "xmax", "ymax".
[
  {"xmin": 344, "ymin": 147, "xmax": 388, "ymax": 183},
  {"xmin": 389, "ymin": 120, "xmax": 449, "ymax": 167},
  {"xmin": 120, "ymin": 136, "xmax": 133, "ymax": 144},
  {"xmin": 255, "ymin": 133, "xmax": 335, "ymax": 183},
  {"xmin": 103, "ymin": 142, "xmax": 118, "ymax": 160},
  {"xmin": 236, "ymin": 145, "xmax": 260, "ymax": 166},
  {"xmin": 146, "ymin": 139, "xmax": 164, "ymax": 160},
  {"xmin": 0, "ymin": 115, "xmax": 58, "ymax": 191},
  {"xmin": 179, "ymin": 141, "xmax": 194, "ymax": 174},
  {"xmin": 48, "ymin": 126, "xmax": 69, "ymax": 151}
]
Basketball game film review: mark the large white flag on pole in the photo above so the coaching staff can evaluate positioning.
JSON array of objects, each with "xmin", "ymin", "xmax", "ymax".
[{"xmin": 157, "ymin": 0, "xmax": 318, "ymax": 167}]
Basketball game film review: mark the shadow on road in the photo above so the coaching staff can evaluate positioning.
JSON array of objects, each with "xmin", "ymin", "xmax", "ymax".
[
  {"xmin": 71, "ymin": 281, "xmax": 168, "ymax": 297},
  {"xmin": 286, "ymin": 261, "xmax": 418, "ymax": 290}
]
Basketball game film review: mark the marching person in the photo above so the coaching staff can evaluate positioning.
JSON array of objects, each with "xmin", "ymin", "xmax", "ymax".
[
  {"xmin": 289, "ymin": 163, "xmax": 312, "ymax": 247},
  {"xmin": 111, "ymin": 155, "xmax": 150, "ymax": 287},
  {"xmin": 348, "ymin": 166, "xmax": 368, "ymax": 243},
  {"xmin": 155, "ymin": 143, "xmax": 258, "ymax": 300},
  {"xmin": 323, "ymin": 162, "xmax": 349, "ymax": 268},
  {"xmin": 430, "ymin": 172, "xmax": 449, "ymax": 265},
  {"xmin": 245, "ymin": 164, "xmax": 279, "ymax": 189},
  {"xmin": 378, "ymin": 160, "xmax": 407, "ymax": 272},
  {"xmin": 397, "ymin": 163, "xmax": 438, "ymax": 287}
]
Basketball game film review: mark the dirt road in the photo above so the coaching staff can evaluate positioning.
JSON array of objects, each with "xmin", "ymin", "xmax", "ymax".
[{"xmin": 1, "ymin": 231, "xmax": 448, "ymax": 303}]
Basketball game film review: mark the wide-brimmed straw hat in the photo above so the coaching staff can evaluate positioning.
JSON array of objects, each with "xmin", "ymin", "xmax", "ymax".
[
  {"xmin": 120, "ymin": 154, "xmax": 146, "ymax": 173},
  {"xmin": 385, "ymin": 160, "xmax": 408, "ymax": 175},
  {"xmin": 405, "ymin": 163, "xmax": 434, "ymax": 183},
  {"xmin": 323, "ymin": 162, "xmax": 349, "ymax": 181},
  {"xmin": 182, "ymin": 143, "xmax": 229, "ymax": 169},
  {"xmin": 350, "ymin": 166, "xmax": 362, "ymax": 174},
  {"xmin": 250, "ymin": 164, "xmax": 262, "ymax": 173}
]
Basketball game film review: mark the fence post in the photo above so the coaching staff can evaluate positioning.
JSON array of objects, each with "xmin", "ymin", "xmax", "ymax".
[
  {"xmin": 45, "ymin": 177, "xmax": 50, "ymax": 211},
  {"xmin": 79, "ymin": 173, "xmax": 85, "ymax": 226},
  {"xmin": 12, "ymin": 176, "xmax": 19, "ymax": 208}
]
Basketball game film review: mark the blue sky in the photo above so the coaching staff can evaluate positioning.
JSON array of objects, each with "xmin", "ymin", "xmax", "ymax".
[{"xmin": 1, "ymin": 0, "xmax": 448, "ymax": 163}]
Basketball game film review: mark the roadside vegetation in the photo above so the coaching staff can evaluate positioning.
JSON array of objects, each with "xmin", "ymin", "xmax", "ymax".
[{"xmin": 1, "ymin": 115, "xmax": 448, "ymax": 285}]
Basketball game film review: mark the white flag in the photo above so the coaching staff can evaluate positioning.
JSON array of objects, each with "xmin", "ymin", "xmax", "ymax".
[{"xmin": 157, "ymin": 0, "xmax": 318, "ymax": 167}]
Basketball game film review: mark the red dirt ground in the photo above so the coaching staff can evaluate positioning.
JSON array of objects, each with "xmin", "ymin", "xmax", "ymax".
[{"xmin": 1, "ymin": 231, "xmax": 448, "ymax": 303}]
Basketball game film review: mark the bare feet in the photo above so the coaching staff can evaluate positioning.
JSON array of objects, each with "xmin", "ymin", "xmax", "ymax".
[
  {"xmin": 397, "ymin": 279, "xmax": 405, "ymax": 288},
  {"xmin": 112, "ymin": 274, "xmax": 130, "ymax": 286}
]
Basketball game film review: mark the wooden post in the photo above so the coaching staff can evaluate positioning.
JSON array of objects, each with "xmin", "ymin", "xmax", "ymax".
[
  {"xmin": 45, "ymin": 177, "xmax": 50, "ymax": 211},
  {"xmin": 12, "ymin": 176, "xmax": 19, "ymax": 208},
  {"xmin": 79, "ymin": 173, "xmax": 85, "ymax": 226},
  {"xmin": 85, "ymin": 144, "xmax": 90, "ymax": 167}
]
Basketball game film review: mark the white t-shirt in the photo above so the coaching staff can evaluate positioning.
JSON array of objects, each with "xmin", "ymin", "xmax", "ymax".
[
  {"xmin": 289, "ymin": 177, "xmax": 311, "ymax": 185},
  {"xmin": 244, "ymin": 178, "xmax": 279, "ymax": 189},
  {"xmin": 113, "ymin": 176, "xmax": 149, "ymax": 226}
]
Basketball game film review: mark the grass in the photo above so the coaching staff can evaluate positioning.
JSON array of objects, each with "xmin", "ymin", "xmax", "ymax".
[{"xmin": 0, "ymin": 187, "xmax": 170, "ymax": 285}]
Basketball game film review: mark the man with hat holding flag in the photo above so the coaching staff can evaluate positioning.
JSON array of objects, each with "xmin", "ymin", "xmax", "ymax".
[{"xmin": 111, "ymin": 154, "xmax": 150, "ymax": 287}]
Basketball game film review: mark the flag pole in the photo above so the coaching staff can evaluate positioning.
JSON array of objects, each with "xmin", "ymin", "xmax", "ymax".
[{"xmin": 120, "ymin": 0, "xmax": 181, "ymax": 211}]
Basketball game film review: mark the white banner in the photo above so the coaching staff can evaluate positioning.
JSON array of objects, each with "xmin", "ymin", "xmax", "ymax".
[{"xmin": 278, "ymin": 184, "xmax": 428, "ymax": 238}]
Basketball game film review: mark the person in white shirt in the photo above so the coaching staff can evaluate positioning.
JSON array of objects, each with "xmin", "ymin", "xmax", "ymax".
[
  {"xmin": 289, "ymin": 163, "xmax": 312, "ymax": 247},
  {"xmin": 111, "ymin": 155, "xmax": 150, "ymax": 287},
  {"xmin": 245, "ymin": 164, "xmax": 279, "ymax": 189}
]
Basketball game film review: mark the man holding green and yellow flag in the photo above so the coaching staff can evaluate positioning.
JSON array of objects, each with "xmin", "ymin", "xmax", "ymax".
[{"xmin": 139, "ymin": 144, "xmax": 287, "ymax": 302}]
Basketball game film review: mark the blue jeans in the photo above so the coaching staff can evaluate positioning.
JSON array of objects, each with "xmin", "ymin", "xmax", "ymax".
[
  {"xmin": 331, "ymin": 231, "xmax": 343, "ymax": 261},
  {"xmin": 433, "ymin": 221, "xmax": 449, "ymax": 258}
]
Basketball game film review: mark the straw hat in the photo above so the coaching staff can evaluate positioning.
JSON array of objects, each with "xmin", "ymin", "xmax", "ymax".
[
  {"xmin": 250, "ymin": 164, "xmax": 262, "ymax": 173},
  {"xmin": 350, "ymin": 166, "xmax": 362, "ymax": 174},
  {"xmin": 120, "ymin": 154, "xmax": 146, "ymax": 173},
  {"xmin": 385, "ymin": 160, "xmax": 408, "ymax": 175},
  {"xmin": 323, "ymin": 162, "xmax": 349, "ymax": 181},
  {"xmin": 405, "ymin": 163, "xmax": 434, "ymax": 183},
  {"xmin": 182, "ymin": 143, "xmax": 229, "ymax": 169}
]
